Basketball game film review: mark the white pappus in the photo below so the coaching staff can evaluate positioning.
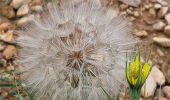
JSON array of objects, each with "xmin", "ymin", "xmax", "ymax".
[{"xmin": 16, "ymin": 0, "xmax": 138, "ymax": 100}]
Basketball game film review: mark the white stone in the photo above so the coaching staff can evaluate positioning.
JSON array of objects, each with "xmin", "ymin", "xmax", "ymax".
[
  {"xmin": 153, "ymin": 37, "xmax": 170, "ymax": 47},
  {"xmin": 10, "ymin": 0, "xmax": 31, "ymax": 9},
  {"xmin": 154, "ymin": 4, "xmax": 162, "ymax": 9},
  {"xmin": 150, "ymin": 66, "xmax": 166, "ymax": 85},
  {"xmin": 31, "ymin": 5, "xmax": 43, "ymax": 13},
  {"xmin": 163, "ymin": 86, "xmax": 170, "ymax": 97},
  {"xmin": 17, "ymin": 15, "xmax": 34, "ymax": 26},
  {"xmin": 158, "ymin": 7, "xmax": 168, "ymax": 18},
  {"xmin": 133, "ymin": 30, "xmax": 148, "ymax": 37},
  {"xmin": 157, "ymin": 0, "xmax": 168, "ymax": 6},
  {"xmin": 17, "ymin": 4, "xmax": 30, "ymax": 17},
  {"xmin": 119, "ymin": 0, "xmax": 141, "ymax": 7},
  {"xmin": 153, "ymin": 21, "xmax": 166, "ymax": 31},
  {"xmin": 164, "ymin": 25, "xmax": 170, "ymax": 35},
  {"xmin": 165, "ymin": 13, "xmax": 170, "ymax": 25},
  {"xmin": 141, "ymin": 75, "xmax": 157, "ymax": 98},
  {"xmin": 134, "ymin": 11, "xmax": 140, "ymax": 17}
]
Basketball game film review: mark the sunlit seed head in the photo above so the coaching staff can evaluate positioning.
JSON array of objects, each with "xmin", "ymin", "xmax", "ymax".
[{"xmin": 16, "ymin": 0, "xmax": 138, "ymax": 99}]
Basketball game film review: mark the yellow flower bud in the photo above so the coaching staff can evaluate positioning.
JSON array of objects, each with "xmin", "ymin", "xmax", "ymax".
[{"xmin": 126, "ymin": 51, "xmax": 151, "ymax": 87}]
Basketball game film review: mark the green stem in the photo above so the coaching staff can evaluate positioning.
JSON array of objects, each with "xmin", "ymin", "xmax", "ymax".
[{"xmin": 129, "ymin": 87, "xmax": 141, "ymax": 100}]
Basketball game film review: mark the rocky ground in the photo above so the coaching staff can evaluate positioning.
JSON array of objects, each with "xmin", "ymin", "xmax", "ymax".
[{"xmin": 0, "ymin": 0, "xmax": 170, "ymax": 99}]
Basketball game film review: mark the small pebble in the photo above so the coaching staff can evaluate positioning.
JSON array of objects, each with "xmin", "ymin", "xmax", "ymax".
[
  {"xmin": 153, "ymin": 37, "xmax": 170, "ymax": 47},
  {"xmin": 149, "ymin": 8, "xmax": 156, "ymax": 18},
  {"xmin": 157, "ymin": 48, "xmax": 164, "ymax": 56},
  {"xmin": 119, "ymin": 0, "xmax": 141, "ymax": 7},
  {"xmin": 133, "ymin": 11, "xmax": 139, "ymax": 17},
  {"xmin": 157, "ymin": 0, "xmax": 169, "ymax": 6},
  {"xmin": 17, "ymin": 4, "xmax": 30, "ymax": 17},
  {"xmin": 163, "ymin": 86, "xmax": 170, "ymax": 98},
  {"xmin": 164, "ymin": 25, "xmax": 170, "ymax": 35},
  {"xmin": 6, "ymin": 66, "xmax": 15, "ymax": 71},
  {"xmin": 17, "ymin": 15, "xmax": 34, "ymax": 26},
  {"xmin": 0, "ymin": 30, "xmax": 15, "ymax": 42},
  {"xmin": 0, "ymin": 6, "xmax": 15, "ymax": 18},
  {"xmin": 2, "ymin": 45, "xmax": 17, "ymax": 60},
  {"xmin": 141, "ymin": 75, "xmax": 157, "ymax": 98},
  {"xmin": 153, "ymin": 21, "xmax": 166, "ymax": 31},
  {"xmin": 133, "ymin": 30, "xmax": 148, "ymax": 37},
  {"xmin": 0, "ymin": 22, "xmax": 12, "ymax": 31},
  {"xmin": 119, "ymin": 4, "xmax": 128, "ymax": 10},
  {"xmin": 154, "ymin": 97, "xmax": 168, "ymax": 100},
  {"xmin": 31, "ymin": 5, "xmax": 43, "ymax": 13},
  {"xmin": 10, "ymin": 0, "xmax": 31, "ymax": 9},
  {"xmin": 154, "ymin": 3, "xmax": 162, "ymax": 9},
  {"xmin": 30, "ymin": 0, "xmax": 44, "ymax": 6},
  {"xmin": 165, "ymin": 13, "xmax": 170, "ymax": 25},
  {"xmin": 150, "ymin": 66, "xmax": 166, "ymax": 85},
  {"xmin": 158, "ymin": 7, "xmax": 168, "ymax": 18}
]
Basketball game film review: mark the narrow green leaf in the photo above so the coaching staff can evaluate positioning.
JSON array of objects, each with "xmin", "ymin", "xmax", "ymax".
[
  {"xmin": 0, "ymin": 77, "xmax": 11, "ymax": 81},
  {"xmin": 0, "ymin": 84, "xmax": 16, "ymax": 87}
]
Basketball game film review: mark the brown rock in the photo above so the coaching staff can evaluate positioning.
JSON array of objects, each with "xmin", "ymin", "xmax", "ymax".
[
  {"xmin": 150, "ymin": 66, "xmax": 165, "ymax": 85},
  {"xmin": 0, "ymin": 31, "xmax": 15, "ymax": 42},
  {"xmin": 164, "ymin": 25, "xmax": 170, "ymax": 35},
  {"xmin": 17, "ymin": 4, "xmax": 30, "ymax": 17},
  {"xmin": 120, "ymin": 4, "xmax": 128, "ymax": 10},
  {"xmin": 134, "ymin": 30, "xmax": 148, "ymax": 37},
  {"xmin": 0, "ymin": 16, "xmax": 10, "ymax": 25},
  {"xmin": 0, "ymin": 23, "xmax": 10, "ymax": 31},
  {"xmin": 0, "ymin": 22, "xmax": 15, "ymax": 31},
  {"xmin": 153, "ymin": 37, "xmax": 170, "ymax": 47},
  {"xmin": 0, "ymin": 6, "xmax": 15, "ymax": 19},
  {"xmin": 2, "ymin": 45, "xmax": 17, "ymax": 60},
  {"xmin": 153, "ymin": 21, "xmax": 166, "ymax": 31},
  {"xmin": 31, "ymin": 5, "xmax": 43, "ymax": 13},
  {"xmin": 6, "ymin": 66, "xmax": 15, "ymax": 71},
  {"xmin": 163, "ymin": 86, "xmax": 170, "ymax": 98},
  {"xmin": 154, "ymin": 3, "xmax": 162, "ymax": 9},
  {"xmin": 134, "ymin": 11, "xmax": 140, "ymax": 17},
  {"xmin": 165, "ymin": 13, "xmax": 170, "ymax": 25},
  {"xmin": 158, "ymin": 7, "xmax": 168, "ymax": 18},
  {"xmin": 30, "ymin": 0, "xmax": 44, "ymax": 6},
  {"xmin": 141, "ymin": 75, "xmax": 157, "ymax": 98},
  {"xmin": 149, "ymin": 8, "xmax": 156, "ymax": 18},
  {"xmin": 154, "ymin": 97, "xmax": 168, "ymax": 100},
  {"xmin": 17, "ymin": 15, "xmax": 34, "ymax": 26},
  {"xmin": 10, "ymin": 0, "xmax": 31, "ymax": 9}
]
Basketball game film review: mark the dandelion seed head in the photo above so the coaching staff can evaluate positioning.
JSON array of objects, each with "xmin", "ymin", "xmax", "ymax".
[{"xmin": 17, "ymin": 0, "xmax": 138, "ymax": 99}]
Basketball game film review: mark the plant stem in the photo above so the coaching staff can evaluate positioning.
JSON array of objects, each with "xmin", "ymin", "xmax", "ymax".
[{"xmin": 129, "ymin": 87, "xmax": 141, "ymax": 100}]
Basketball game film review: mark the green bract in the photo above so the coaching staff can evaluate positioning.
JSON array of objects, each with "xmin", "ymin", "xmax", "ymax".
[{"xmin": 126, "ymin": 50, "xmax": 152, "ymax": 100}]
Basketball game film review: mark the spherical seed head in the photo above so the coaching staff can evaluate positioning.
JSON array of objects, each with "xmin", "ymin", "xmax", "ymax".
[{"xmin": 16, "ymin": 0, "xmax": 138, "ymax": 99}]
